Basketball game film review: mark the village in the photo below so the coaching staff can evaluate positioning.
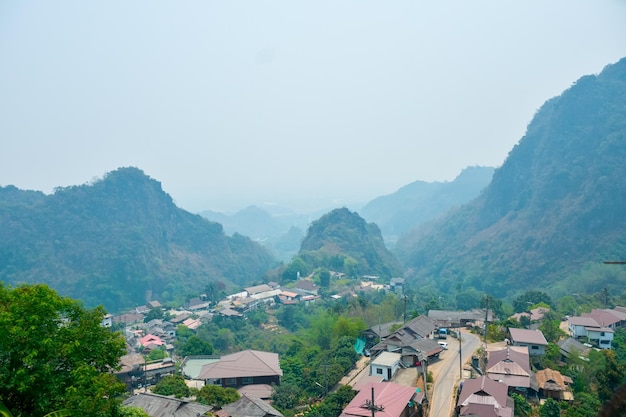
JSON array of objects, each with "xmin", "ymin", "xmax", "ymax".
[{"xmin": 102, "ymin": 274, "xmax": 626, "ymax": 417}]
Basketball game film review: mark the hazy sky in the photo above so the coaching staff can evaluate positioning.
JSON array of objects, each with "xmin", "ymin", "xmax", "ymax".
[{"xmin": 2, "ymin": 2, "xmax": 626, "ymax": 212}]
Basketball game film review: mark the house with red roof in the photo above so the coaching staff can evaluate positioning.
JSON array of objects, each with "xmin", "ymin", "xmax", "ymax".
[
  {"xmin": 139, "ymin": 334, "xmax": 164, "ymax": 348},
  {"xmin": 198, "ymin": 349, "xmax": 282, "ymax": 389},
  {"xmin": 340, "ymin": 382, "xmax": 424, "ymax": 417}
]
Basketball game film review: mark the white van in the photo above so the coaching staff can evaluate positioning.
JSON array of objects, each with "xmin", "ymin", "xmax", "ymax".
[{"xmin": 438, "ymin": 341, "xmax": 448, "ymax": 350}]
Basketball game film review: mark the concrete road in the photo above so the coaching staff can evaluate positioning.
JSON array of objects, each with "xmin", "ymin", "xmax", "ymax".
[{"xmin": 428, "ymin": 331, "xmax": 480, "ymax": 417}]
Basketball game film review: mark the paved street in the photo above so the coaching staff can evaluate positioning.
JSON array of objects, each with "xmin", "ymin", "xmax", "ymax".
[{"xmin": 428, "ymin": 331, "xmax": 480, "ymax": 417}]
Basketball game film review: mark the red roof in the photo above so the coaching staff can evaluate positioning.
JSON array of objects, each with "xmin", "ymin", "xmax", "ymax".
[
  {"xmin": 340, "ymin": 382, "xmax": 417, "ymax": 417},
  {"xmin": 139, "ymin": 334, "xmax": 164, "ymax": 347},
  {"xmin": 509, "ymin": 328, "xmax": 548, "ymax": 346}
]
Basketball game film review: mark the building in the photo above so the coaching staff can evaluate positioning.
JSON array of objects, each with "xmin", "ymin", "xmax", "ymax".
[
  {"xmin": 370, "ymin": 351, "xmax": 402, "ymax": 381},
  {"xmin": 568, "ymin": 316, "xmax": 614, "ymax": 349},
  {"xmin": 456, "ymin": 376, "xmax": 514, "ymax": 417},
  {"xmin": 532, "ymin": 368, "xmax": 574, "ymax": 401},
  {"xmin": 198, "ymin": 350, "xmax": 282, "ymax": 388},
  {"xmin": 216, "ymin": 394, "xmax": 283, "ymax": 417},
  {"xmin": 508, "ymin": 328, "xmax": 548, "ymax": 355},
  {"xmin": 340, "ymin": 382, "xmax": 424, "ymax": 417},
  {"xmin": 486, "ymin": 346, "xmax": 531, "ymax": 392},
  {"xmin": 123, "ymin": 393, "xmax": 211, "ymax": 417}
]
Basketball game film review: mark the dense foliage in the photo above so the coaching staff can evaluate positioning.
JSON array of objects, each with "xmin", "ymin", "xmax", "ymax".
[
  {"xmin": 151, "ymin": 375, "xmax": 190, "ymax": 398},
  {"xmin": 0, "ymin": 167, "xmax": 277, "ymax": 312},
  {"xmin": 293, "ymin": 208, "xmax": 402, "ymax": 280},
  {"xmin": 0, "ymin": 284, "xmax": 126, "ymax": 417},
  {"xmin": 397, "ymin": 57, "xmax": 626, "ymax": 300}
]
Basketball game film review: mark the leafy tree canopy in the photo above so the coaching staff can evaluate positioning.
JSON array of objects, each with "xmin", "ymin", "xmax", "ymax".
[
  {"xmin": 0, "ymin": 284, "xmax": 126, "ymax": 417},
  {"xmin": 151, "ymin": 375, "xmax": 190, "ymax": 398}
]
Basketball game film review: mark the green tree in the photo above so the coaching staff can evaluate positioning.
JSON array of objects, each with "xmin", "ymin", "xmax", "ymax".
[
  {"xmin": 117, "ymin": 406, "xmax": 150, "ymax": 417},
  {"xmin": 511, "ymin": 393, "xmax": 531, "ymax": 417},
  {"xmin": 282, "ymin": 257, "xmax": 309, "ymax": 283},
  {"xmin": 540, "ymin": 398, "xmax": 561, "ymax": 417},
  {"xmin": 143, "ymin": 307, "xmax": 164, "ymax": 322},
  {"xmin": 196, "ymin": 385, "xmax": 240, "ymax": 408},
  {"xmin": 0, "ymin": 284, "xmax": 126, "ymax": 417},
  {"xmin": 151, "ymin": 375, "xmax": 190, "ymax": 398},
  {"xmin": 319, "ymin": 269, "xmax": 331, "ymax": 288},
  {"xmin": 178, "ymin": 335, "xmax": 214, "ymax": 357},
  {"xmin": 513, "ymin": 291, "xmax": 553, "ymax": 313},
  {"xmin": 271, "ymin": 383, "xmax": 305, "ymax": 411}
]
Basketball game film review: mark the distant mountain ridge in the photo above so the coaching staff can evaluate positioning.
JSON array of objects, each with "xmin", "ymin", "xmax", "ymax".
[
  {"xmin": 0, "ymin": 167, "xmax": 277, "ymax": 312},
  {"xmin": 397, "ymin": 57, "xmax": 626, "ymax": 298},
  {"xmin": 360, "ymin": 166, "xmax": 495, "ymax": 246}
]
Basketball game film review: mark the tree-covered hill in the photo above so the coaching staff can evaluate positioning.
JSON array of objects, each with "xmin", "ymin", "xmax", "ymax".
[
  {"xmin": 396, "ymin": 57, "xmax": 626, "ymax": 299},
  {"xmin": 0, "ymin": 167, "xmax": 277, "ymax": 312},
  {"xmin": 360, "ymin": 166, "xmax": 494, "ymax": 246},
  {"xmin": 295, "ymin": 208, "xmax": 402, "ymax": 279}
]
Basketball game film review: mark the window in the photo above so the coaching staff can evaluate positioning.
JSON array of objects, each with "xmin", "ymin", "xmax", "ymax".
[
  {"xmin": 242, "ymin": 377, "xmax": 254, "ymax": 385},
  {"xmin": 531, "ymin": 346, "xmax": 539, "ymax": 350},
  {"xmin": 224, "ymin": 378, "xmax": 237, "ymax": 386},
  {"xmin": 601, "ymin": 332, "xmax": 605, "ymax": 336},
  {"xmin": 376, "ymin": 368, "xmax": 383, "ymax": 375}
]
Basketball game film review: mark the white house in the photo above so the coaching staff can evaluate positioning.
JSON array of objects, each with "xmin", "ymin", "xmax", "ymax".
[
  {"xmin": 508, "ymin": 328, "xmax": 548, "ymax": 356},
  {"xmin": 568, "ymin": 316, "xmax": 614, "ymax": 349},
  {"xmin": 370, "ymin": 351, "xmax": 401, "ymax": 381}
]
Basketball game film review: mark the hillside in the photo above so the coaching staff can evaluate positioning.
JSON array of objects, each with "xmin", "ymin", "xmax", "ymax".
[
  {"xmin": 396, "ymin": 57, "xmax": 626, "ymax": 299},
  {"xmin": 360, "ymin": 166, "xmax": 494, "ymax": 246},
  {"xmin": 0, "ymin": 167, "xmax": 277, "ymax": 312},
  {"xmin": 298, "ymin": 207, "xmax": 402, "ymax": 279},
  {"xmin": 199, "ymin": 205, "xmax": 306, "ymax": 261}
]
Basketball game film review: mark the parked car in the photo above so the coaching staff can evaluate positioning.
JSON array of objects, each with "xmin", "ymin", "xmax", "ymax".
[{"xmin": 438, "ymin": 341, "xmax": 448, "ymax": 350}]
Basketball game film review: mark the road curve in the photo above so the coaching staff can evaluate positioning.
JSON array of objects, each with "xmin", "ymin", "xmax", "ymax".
[{"xmin": 429, "ymin": 331, "xmax": 480, "ymax": 417}]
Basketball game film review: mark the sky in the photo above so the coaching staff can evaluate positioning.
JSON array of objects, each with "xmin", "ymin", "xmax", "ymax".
[{"xmin": 1, "ymin": 1, "xmax": 626, "ymax": 213}]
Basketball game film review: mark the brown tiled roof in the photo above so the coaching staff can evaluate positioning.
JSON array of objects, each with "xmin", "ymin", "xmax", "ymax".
[
  {"xmin": 535, "ymin": 368, "xmax": 567, "ymax": 391},
  {"xmin": 198, "ymin": 350, "xmax": 282, "ymax": 380}
]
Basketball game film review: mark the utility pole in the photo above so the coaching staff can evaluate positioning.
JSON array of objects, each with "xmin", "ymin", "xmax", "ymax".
[
  {"xmin": 459, "ymin": 329, "xmax": 463, "ymax": 380},
  {"xmin": 363, "ymin": 386, "xmax": 384, "ymax": 417}
]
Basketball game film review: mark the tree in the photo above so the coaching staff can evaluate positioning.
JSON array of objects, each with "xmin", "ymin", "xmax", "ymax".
[
  {"xmin": 143, "ymin": 307, "xmax": 163, "ymax": 322},
  {"xmin": 196, "ymin": 385, "xmax": 239, "ymax": 408},
  {"xmin": 511, "ymin": 393, "xmax": 531, "ymax": 417},
  {"xmin": 319, "ymin": 269, "xmax": 331, "ymax": 288},
  {"xmin": 539, "ymin": 398, "xmax": 561, "ymax": 417},
  {"xmin": 178, "ymin": 335, "xmax": 214, "ymax": 356},
  {"xmin": 0, "ymin": 284, "xmax": 126, "ymax": 417},
  {"xmin": 152, "ymin": 375, "xmax": 190, "ymax": 398}
]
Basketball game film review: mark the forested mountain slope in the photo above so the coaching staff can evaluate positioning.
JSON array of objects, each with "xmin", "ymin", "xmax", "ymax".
[
  {"xmin": 360, "ymin": 166, "xmax": 494, "ymax": 246},
  {"xmin": 0, "ymin": 167, "xmax": 277, "ymax": 312},
  {"xmin": 397, "ymin": 57, "xmax": 626, "ymax": 298},
  {"xmin": 297, "ymin": 208, "xmax": 403, "ymax": 279}
]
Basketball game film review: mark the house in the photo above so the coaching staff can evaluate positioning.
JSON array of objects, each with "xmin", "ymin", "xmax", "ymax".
[
  {"xmin": 582, "ymin": 308, "xmax": 626, "ymax": 329},
  {"xmin": 198, "ymin": 350, "xmax": 282, "ymax": 388},
  {"xmin": 370, "ymin": 351, "xmax": 402, "ymax": 381},
  {"xmin": 486, "ymin": 346, "xmax": 531, "ymax": 391},
  {"xmin": 340, "ymin": 382, "xmax": 423, "ymax": 417},
  {"xmin": 532, "ymin": 368, "xmax": 574, "ymax": 401},
  {"xmin": 216, "ymin": 394, "xmax": 283, "ymax": 417},
  {"xmin": 245, "ymin": 284, "xmax": 274, "ymax": 296},
  {"xmin": 389, "ymin": 277, "xmax": 405, "ymax": 292},
  {"xmin": 368, "ymin": 315, "xmax": 439, "ymax": 367},
  {"xmin": 123, "ymin": 392, "xmax": 211, "ymax": 417},
  {"xmin": 186, "ymin": 296, "xmax": 210, "ymax": 311},
  {"xmin": 101, "ymin": 313, "xmax": 113, "ymax": 328},
  {"xmin": 139, "ymin": 334, "xmax": 164, "ymax": 349},
  {"xmin": 428, "ymin": 309, "xmax": 494, "ymax": 329},
  {"xmin": 294, "ymin": 279, "xmax": 319, "ymax": 296},
  {"xmin": 510, "ymin": 307, "xmax": 550, "ymax": 323},
  {"xmin": 568, "ymin": 316, "xmax": 614, "ymax": 349},
  {"xmin": 508, "ymin": 328, "xmax": 548, "ymax": 355},
  {"xmin": 456, "ymin": 376, "xmax": 514, "ymax": 417},
  {"xmin": 557, "ymin": 337, "xmax": 591, "ymax": 361}
]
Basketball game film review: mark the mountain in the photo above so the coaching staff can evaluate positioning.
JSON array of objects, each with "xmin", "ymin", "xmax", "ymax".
[
  {"xmin": 359, "ymin": 166, "xmax": 495, "ymax": 246},
  {"xmin": 298, "ymin": 207, "xmax": 403, "ymax": 279},
  {"xmin": 396, "ymin": 57, "xmax": 626, "ymax": 299},
  {"xmin": 199, "ymin": 205, "xmax": 307, "ymax": 261},
  {"xmin": 0, "ymin": 167, "xmax": 277, "ymax": 312}
]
